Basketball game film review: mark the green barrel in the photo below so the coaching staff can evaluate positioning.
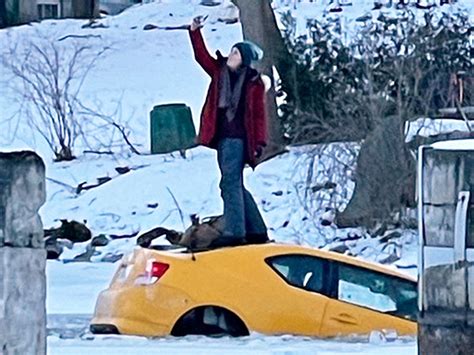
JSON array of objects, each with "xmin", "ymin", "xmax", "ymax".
[{"xmin": 150, "ymin": 103, "xmax": 197, "ymax": 154}]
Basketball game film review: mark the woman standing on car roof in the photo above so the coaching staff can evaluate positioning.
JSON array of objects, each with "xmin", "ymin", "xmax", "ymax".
[{"xmin": 188, "ymin": 15, "xmax": 268, "ymax": 248}]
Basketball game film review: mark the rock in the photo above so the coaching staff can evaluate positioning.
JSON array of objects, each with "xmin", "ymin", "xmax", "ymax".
[
  {"xmin": 217, "ymin": 18, "xmax": 238, "ymax": 24},
  {"xmin": 320, "ymin": 219, "xmax": 332, "ymax": 227},
  {"xmin": 97, "ymin": 176, "xmax": 112, "ymax": 185},
  {"xmin": 81, "ymin": 21, "xmax": 108, "ymax": 29},
  {"xmin": 356, "ymin": 14, "xmax": 372, "ymax": 23},
  {"xmin": 378, "ymin": 252, "xmax": 400, "ymax": 264},
  {"xmin": 101, "ymin": 253, "xmax": 123, "ymax": 263},
  {"xmin": 311, "ymin": 181, "xmax": 337, "ymax": 193},
  {"xmin": 379, "ymin": 231, "xmax": 402, "ymax": 243},
  {"xmin": 330, "ymin": 244, "xmax": 349, "ymax": 254},
  {"xmin": 45, "ymin": 238, "xmax": 63, "ymax": 259},
  {"xmin": 109, "ymin": 231, "xmax": 139, "ymax": 240},
  {"xmin": 329, "ymin": 6, "xmax": 343, "ymax": 13},
  {"xmin": 80, "ymin": 332, "xmax": 95, "ymax": 341},
  {"xmin": 47, "ymin": 220, "xmax": 92, "ymax": 243},
  {"xmin": 115, "ymin": 166, "xmax": 130, "ymax": 175},
  {"xmin": 370, "ymin": 223, "xmax": 388, "ymax": 238},
  {"xmin": 43, "ymin": 228, "xmax": 56, "ymax": 238},
  {"xmin": 200, "ymin": 0, "xmax": 221, "ymax": 6},
  {"xmin": 91, "ymin": 235, "xmax": 109, "ymax": 247},
  {"xmin": 320, "ymin": 209, "xmax": 335, "ymax": 226},
  {"xmin": 143, "ymin": 23, "xmax": 158, "ymax": 31},
  {"xmin": 336, "ymin": 233, "xmax": 362, "ymax": 242}
]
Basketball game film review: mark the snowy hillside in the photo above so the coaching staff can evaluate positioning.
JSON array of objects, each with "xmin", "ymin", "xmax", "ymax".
[
  {"xmin": 2, "ymin": 0, "xmax": 472, "ymax": 154},
  {"xmin": 1, "ymin": 0, "xmax": 471, "ymax": 272},
  {"xmin": 0, "ymin": 1, "xmax": 242, "ymax": 155}
]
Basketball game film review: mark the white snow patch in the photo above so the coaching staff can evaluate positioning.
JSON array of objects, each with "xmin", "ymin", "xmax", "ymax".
[{"xmin": 430, "ymin": 139, "xmax": 474, "ymax": 151}]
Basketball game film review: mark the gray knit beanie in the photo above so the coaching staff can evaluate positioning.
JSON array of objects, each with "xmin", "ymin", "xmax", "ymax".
[{"xmin": 232, "ymin": 41, "xmax": 264, "ymax": 67}]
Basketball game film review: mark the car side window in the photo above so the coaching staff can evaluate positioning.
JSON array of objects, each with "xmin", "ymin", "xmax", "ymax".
[
  {"xmin": 266, "ymin": 255, "xmax": 327, "ymax": 294},
  {"xmin": 336, "ymin": 263, "xmax": 418, "ymax": 320}
]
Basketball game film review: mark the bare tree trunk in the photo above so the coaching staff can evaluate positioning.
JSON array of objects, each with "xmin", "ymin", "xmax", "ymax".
[
  {"xmin": 72, "ymin": 0, "xmax": 98, "ymax": 19},
  {"xmin": 0, "ymin": 0, "xmax": 6, "ymax": 28},
  {"xmin": 232, "ymin": 0, "xmax": 294, "ymax": 155},
  {"xmin": 336, "ymin": 115, "xmax": 416, "ymax": 228}
]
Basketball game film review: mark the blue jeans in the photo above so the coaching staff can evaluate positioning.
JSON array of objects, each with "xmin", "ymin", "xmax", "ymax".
[{"xmin": 217, "ymin": 138, "xmax": 267, "ymax": 238}]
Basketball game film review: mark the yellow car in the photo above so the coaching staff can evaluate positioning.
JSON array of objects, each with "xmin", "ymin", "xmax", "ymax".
[{"xmin": 90, "ymin": 243, "xmax": 417, "ymax": 338}]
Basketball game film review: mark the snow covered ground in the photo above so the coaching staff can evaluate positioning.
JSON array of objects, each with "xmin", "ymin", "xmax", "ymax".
[{"xmin": 39, "ymin": 143, "xmax": 420, "ymax": 276}]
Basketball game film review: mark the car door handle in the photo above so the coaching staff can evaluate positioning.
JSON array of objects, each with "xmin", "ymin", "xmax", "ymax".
[{"xmin": 330, "ymin": 313, "xmax": 358, "ymax": 325}]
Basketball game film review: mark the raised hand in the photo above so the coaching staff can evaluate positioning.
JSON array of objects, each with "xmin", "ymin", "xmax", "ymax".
[{"xmin": 190, "ymin": 15, "xmax": 207, "ymax": 31}]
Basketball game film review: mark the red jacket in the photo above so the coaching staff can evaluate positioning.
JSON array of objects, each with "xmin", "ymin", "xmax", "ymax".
[{"xmin": 189, "ymin": 28, "xmax": 267, "ymax": 168}]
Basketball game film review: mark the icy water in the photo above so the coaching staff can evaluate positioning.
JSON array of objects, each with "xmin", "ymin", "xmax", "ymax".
[{"xmin": 47, "ymin": 314, "xmax": 416, "ymax": 355}]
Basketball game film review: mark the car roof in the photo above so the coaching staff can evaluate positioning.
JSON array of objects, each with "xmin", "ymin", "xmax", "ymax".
[{"xmin": 149, "ymin": 242, "xmax": 416, "ymax": 282}]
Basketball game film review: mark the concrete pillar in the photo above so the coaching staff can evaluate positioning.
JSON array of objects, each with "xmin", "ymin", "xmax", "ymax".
[
  {"xmin": 418, "ymin": 142, "xmax": 474, "ymax": 355},
  {"xmin": 0, "ymin": 151, "xmax": 46, "ymax": 355}
]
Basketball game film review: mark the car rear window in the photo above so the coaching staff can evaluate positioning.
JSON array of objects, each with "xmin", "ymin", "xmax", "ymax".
[{"xmin": 266, "ymin": 254, "xmax": 327, "ymax": 294}]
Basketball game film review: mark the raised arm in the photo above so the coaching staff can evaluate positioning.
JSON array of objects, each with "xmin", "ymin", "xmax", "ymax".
[{"xmin": 189, "ymin": 25, "xmax": 219, "ymax": 76}]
